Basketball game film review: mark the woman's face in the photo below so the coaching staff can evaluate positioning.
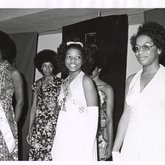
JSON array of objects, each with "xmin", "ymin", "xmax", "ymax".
[
  {"xmin": 65, "ymin": 48, "xmax": 83, "ymax": 73},
  {"xmin": 134, "ymin": 35, "xmax": 161, "ymax": 66},
  {"xmin": 41, "ymin": 62, "xmax": 54, "ymax": 76}
]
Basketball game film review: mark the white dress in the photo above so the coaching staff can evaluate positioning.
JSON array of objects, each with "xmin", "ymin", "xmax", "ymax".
[
  {"xmin": 51, "ymin": 71, "xmax": 98, "ymax": 161},
  {"xmin": 120, "ymin": 64, "xmax": 165, "ymax": 161}
]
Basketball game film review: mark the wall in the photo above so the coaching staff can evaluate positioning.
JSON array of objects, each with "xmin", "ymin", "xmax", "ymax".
[
  {"xmin": 126, "ymin": 24, "xmax": 141, "ymax": 78},
  {"xmin": 35, "ymin": 33, "xmax": 62, "ymax": 80}
]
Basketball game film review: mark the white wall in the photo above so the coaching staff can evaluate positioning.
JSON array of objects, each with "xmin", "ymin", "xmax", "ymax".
[
  {"xmin": 126, "ymin": 24, "xmax": 141, "ymax": 78},
  {"xmin": 36, "ymin": 24, "xmax": 141, "ymax": 81},
  {"xmin": 35, "ymin": 33, "xmax": 62, "ymax": 80}
]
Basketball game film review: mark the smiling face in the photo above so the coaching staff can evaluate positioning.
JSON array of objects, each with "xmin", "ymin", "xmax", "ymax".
[
  {"xmin": 134, "ymin": 35, "xmax": 161, "ymax": 67},
  {"xmin": 41, "ymin": 62, "xmax": 54, "ymax": 76},
  {"xmin": 65, "ymin": 48, "xmax": 83, "ymax": 74}
]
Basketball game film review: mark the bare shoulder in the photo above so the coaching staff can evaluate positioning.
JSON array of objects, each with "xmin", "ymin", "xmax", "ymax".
[
  {"xmin": 9, "ymin": 67, "xmax": 23, "ymax": 83},
  {"xmin": 82, "ymin": 74, "xmax": 96, "ymax": 92},
  {"xmin": 103, "ymin": 83, "xmax": 113, "ymax": 92},
  {"xmin": 10, "ymin": 67, "xmax": 21, "ymax": 77},
  {"xmin": 126, "ymin": 73, "xmax": 136, "ymax": 85},
  {"xmin": 124, "ymin": 73, "xmax": 136, "ymax": 94},
  {"xmin": 83, "ymin": 74, "xmax": 98, "ymax": 106},
  {"xmin": 83, "ymin": 74, "xmax": 94, "ymax": 84},
  {"xmin": 101, "ymin": 84, "xmax": 114, "ymax": 99}
]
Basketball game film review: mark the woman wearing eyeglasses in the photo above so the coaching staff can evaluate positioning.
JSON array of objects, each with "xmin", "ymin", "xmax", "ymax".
[{"xmin": 112, "ymin": 21, "xmax": 165, "ymax": 161}]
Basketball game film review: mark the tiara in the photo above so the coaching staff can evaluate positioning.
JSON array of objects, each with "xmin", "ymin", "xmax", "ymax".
[{"xmin": 66, "ymin": 41, "xmax": 83, "ymax": 47}]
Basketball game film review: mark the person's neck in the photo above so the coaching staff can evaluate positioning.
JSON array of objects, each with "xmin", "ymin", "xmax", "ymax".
[
  {"xmin": 92, "ymin": 76, "xmax": 99, "ymax": 83},
  {"xmin": 92, "ymin": 76, "xmax": 103, "ymax": 85},
  {"xmin": 142, "ymin": 63, "xmax": 160, "ymax": 75},
  {"xmin": 44, "ymin": 75, "xmax": 53, "ymax": 80},
  {"xmin": 69, "ymin": 70, "xmax": 81, "ymax": 82}
]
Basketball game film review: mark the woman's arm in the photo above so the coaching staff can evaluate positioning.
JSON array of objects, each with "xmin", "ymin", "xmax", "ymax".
[
  {"xmin": 103, "ymin": 85, "xmax": 114, "ymax": 158},
  {"xmin": 83, "ymin": 75, "xmax": 98, "ymax": 159},
  {"xmin": 11, "ymin": 69, "xmax": 24, "ymax": 123},
  {"xmin": 83, "ymin": 75, "xmax": 98, "ymax": 106},
  {"xmin": 112, "ymin": 74, "xmax": 135, "ymax": 152},
  {"xmin": 28, "ymin": 91, "xmax": 38, "ymax": 136}
]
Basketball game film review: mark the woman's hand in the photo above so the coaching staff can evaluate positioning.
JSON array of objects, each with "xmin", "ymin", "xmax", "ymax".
[
  {"xmin": 112, "ymin": 151, "xmax": 120, "ymax": 161},
  {"xmin": 27, "ymin": 131, "xmax": 32, "ymax": 145},
  {"xmin": 104, "ymin": 147, "xmax": 112, "ymax": 160}
]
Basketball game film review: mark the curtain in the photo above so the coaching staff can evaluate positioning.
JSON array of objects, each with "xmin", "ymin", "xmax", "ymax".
[
  {"xmin": 63, "ymin": 15, "xmax": 128, "ymax": 141},
  {"xmin": 10, "ymin": 32, "xmax": 38, "ymax": 160}
]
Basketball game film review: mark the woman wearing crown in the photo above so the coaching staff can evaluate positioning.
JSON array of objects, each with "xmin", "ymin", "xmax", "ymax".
[{"xmin": 51, "ymin": 41, "xmax": 99, "ymax": 161}]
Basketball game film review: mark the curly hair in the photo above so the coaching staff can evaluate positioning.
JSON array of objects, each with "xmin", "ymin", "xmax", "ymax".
[
  {"xmin": 131, "ymin": 21, "xmax": 165, "ymax": 57},
  {"xmin": 34, "ymin": 49, "xmax": 59, "ymax": 75},
  {"xmin": 57, "ymin": 41, "xmax": 95, "ymax": 76},
  {"xmin": 0, "ymin": 31, "xmax": 16, "ymax": 64},
  {"xmin": 89, "ymin": 47, "xmax": 109, "ymax": 77}
]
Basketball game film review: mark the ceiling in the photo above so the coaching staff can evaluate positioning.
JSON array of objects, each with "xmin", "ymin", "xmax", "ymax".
[{"xmin": 0, "ymin": 8, "xmax": 151, "ymax": 35}]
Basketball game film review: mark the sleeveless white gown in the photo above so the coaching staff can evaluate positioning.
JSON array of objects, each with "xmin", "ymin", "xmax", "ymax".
[
  {"xmin": 120, "ymin": 64, "xmax": 165, "ymax": 161},
  {"xmin": 51, "ymin": 71, "xmax": 97, "ymax": 161}
]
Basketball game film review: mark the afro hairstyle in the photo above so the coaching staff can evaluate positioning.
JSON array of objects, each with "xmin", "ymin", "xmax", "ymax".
[
  {"xmin": 131, "ymin": 21, "xmax": 165, "ymax": 57},
  {"xmin": 34, "ymin": 49, "xmax": 59, "ymax": 75},
  {"xmin": 0, "ymin": 30, "xmax": 16, "ymax": 64}
]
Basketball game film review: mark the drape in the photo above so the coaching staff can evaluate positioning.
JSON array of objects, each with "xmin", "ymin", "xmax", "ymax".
[
  {"xmin": 62, "ymin": 15, "xmax": 128, "ymax": 142},
  {"xmin": 10, "ymin": 32, "xmax": 38, "ymax": 160}
]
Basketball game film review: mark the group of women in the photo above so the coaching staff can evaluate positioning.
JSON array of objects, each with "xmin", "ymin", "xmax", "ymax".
[
  {"xmin": 27, "ymin": 41, "xmax": 114, "ymax": 161},
  {"xmin": 1, "ymin": 21, "xmax": 165, "ymax": 162}
]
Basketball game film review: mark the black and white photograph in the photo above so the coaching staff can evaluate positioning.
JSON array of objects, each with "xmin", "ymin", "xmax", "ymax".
[{"xmin": 0, "ymin": 0, "xmax": 165, "ymax": 165}]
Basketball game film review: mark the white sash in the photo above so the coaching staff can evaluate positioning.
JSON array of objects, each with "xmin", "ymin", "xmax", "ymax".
[{"xmin": 0, "ymin": 102, "xmax": 15, "ymax": 153}]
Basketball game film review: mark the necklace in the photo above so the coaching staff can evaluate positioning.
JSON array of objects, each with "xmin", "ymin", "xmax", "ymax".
[{"xmin": 63, "ymin": 76, "xmax": 71, "ymax": 97}]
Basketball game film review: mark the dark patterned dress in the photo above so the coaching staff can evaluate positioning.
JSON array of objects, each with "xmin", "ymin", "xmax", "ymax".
[
  {"xmin": 0, "ymin": 61, "xmax": 18, "ymax": 161},
  {"xmin": 97, "ymin": 85, "xmax": 109, "ymax": 160},
  {"xmin": 28, "ymin": 76, "xmax": 61, "ymax": 161}
]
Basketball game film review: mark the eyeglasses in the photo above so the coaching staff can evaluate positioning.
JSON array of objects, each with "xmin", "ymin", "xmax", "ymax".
[{"xmin": 133, "ymin": 44, "xmax": 155, "ymax": 53}]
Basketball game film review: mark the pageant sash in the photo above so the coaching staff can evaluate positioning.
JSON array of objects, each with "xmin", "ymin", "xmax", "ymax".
[{"xmin": 0, "ymin": 102, "xmax": 15, "ymax": 153}]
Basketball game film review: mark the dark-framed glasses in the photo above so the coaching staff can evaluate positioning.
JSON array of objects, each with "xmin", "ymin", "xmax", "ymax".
[{"xmin": 133, "ymin": 44, "xmax": 155, "ymax": 53}]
